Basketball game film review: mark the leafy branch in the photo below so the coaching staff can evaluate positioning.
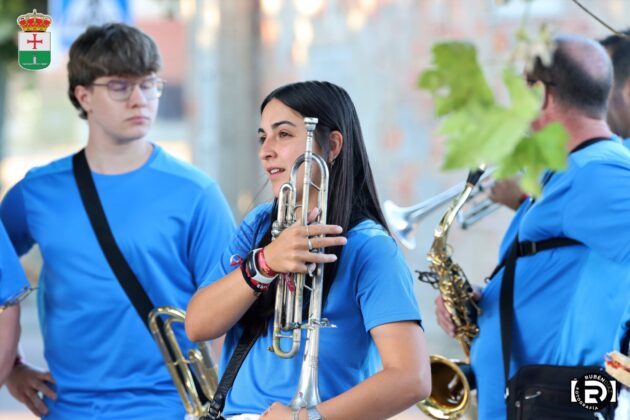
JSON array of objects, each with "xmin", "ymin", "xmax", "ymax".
[{"xmin": 418, "ymin": 37, "xmax": 568, "ymax": 196}]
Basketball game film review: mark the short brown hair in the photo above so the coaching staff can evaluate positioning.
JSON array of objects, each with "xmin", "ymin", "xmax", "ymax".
[{"xmin": 67, "ymin": 23, "xmax": 162, "ymax": 119}]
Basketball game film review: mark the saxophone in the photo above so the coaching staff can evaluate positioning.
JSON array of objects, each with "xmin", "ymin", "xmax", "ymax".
[{"xmin": 416, "ymin": 168, "xmax": 485, "ymax": 419}]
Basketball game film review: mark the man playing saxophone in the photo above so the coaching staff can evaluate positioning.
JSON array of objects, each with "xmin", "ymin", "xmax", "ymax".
[
  {"xmin": 186, "ymin": 81, "xmax": 431, "ymax": 420},
  {"xmin": 436, "ymin": 33, "xmax": 630, "ymax": 419}
]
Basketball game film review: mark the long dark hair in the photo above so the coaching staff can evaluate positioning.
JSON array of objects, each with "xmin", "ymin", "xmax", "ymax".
[{"xmin": 240, "ymin": 81, "xmax": 389, "ymax": 338}]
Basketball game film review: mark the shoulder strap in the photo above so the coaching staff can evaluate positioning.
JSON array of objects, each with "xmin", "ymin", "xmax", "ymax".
[
  {"xmin": 621, "ymin": 320, "xmax": 630, "ymax": 356},
  {"xmin": 498, "ymin": 235, "xmax": 583, "ymax": 394},
  {"xmin": 72, "ymin": 149, "xmax": 155, "ymax": 327},
  {"xmin": 204, "ymin": 328, "xmax": 258, "ymax": 420},
  {"xmin": 488, "ymin": 237, "xmax": 582, "ymax": 283}
]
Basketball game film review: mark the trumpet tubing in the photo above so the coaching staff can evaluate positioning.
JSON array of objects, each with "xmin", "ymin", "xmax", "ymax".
[
  {"xmin": 270, "ymin": 117, "xmax": 331, "ymax": 411},
  {"xmin": 148, "ymin": 306, "xmax": 218, "ymax": 417},
  {"xmin": 384, "ymin": 168, "xmax": 497, "ymax": 249}
]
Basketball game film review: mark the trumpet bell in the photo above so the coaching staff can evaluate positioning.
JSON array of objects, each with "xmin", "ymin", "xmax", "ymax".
[
  {"xmin": 416, "ymin": 354, "xmax": 474, "ymax": 419},
  {"xmin": 384, "ymin": 182, "xmax": 462, "ymax": 249}
]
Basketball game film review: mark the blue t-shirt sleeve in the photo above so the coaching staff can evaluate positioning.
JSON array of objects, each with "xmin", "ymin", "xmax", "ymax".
[
  {"xmin": 614, "ymin": 303, "xmax": 630, "ymax": 353},
  {"xmin": 198, "ymin": 203, "xmax": 271, "ymax": 289},
  {"xmin": 0, "ymin": 221, "xmax": 29, "ymax": 304},
  {"xmin": 563, "ymin": 161, "xmax": 630, "ymax": 263},
  {"xmin": 354, "ymin": 234, "xmax": 422, "ymax": 332},
  {"xmin": 188, "ymin": 182, "xmax": 236, "ymax": 288},
  {"xmin": 1, "ymin": 180, "xmax": 35, "ymax": 256}
]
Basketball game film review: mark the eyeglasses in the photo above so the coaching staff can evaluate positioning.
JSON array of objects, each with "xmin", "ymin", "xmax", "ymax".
[{"xmin": 92, "ymin": 77, "xmax": 165, "ymax": 102}]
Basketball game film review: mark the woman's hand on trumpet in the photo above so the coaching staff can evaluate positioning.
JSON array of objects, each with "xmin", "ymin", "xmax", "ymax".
[
  {"xmin": 264, "ymin": 208, "xmax": 347, "ymax": 274},
  {"xmin": 435, "ymin": 287, "xmax": 482, "ymax": 338}
]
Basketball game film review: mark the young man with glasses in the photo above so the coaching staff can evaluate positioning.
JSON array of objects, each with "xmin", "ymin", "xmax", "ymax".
[{"xmin": 0, "ymin": 23, "xmax": 235, "ymax": 419}]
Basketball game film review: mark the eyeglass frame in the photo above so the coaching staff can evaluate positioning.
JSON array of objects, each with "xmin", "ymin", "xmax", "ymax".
[{"xmin": 91, "ymin": 76, "xmax": 166, "ymax": 102}]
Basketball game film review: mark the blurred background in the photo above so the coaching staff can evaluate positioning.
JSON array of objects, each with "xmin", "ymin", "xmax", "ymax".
[{"xmin": 0, "ymin": 0, "xmax": 627, "ymax": 418}]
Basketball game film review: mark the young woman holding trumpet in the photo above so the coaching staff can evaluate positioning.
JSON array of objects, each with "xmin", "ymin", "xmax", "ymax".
[{"xmin": 186, "ymin": 81, "xmax": 430, "ymax": 420}]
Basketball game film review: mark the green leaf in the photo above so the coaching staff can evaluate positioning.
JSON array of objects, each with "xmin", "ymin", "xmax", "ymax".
[
  {"xmin": 495, "ymin": 123, "xmax": 568, "ymax": 196},
  {"xmin": 418, "ymin": 42, "xmax": 494, "ymax": 116},
  {"xmin": 419, "ymin": 41, "xmax": 569, "ymax": 197}
]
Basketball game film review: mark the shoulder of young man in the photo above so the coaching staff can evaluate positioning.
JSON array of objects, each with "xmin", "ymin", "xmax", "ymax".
[
  {"xmin": 19, "ymin": 154, "xmax": 74, "ymax": 184},
  {"xmin": 150, "ymin": 146, "xmax": 219, "ymax": 190}
]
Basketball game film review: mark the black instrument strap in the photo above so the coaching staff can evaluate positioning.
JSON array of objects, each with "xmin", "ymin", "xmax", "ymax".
[
  {"xmin": 72, "ymin": 149, "xmax": 155, "ymax": 327},
  {"xmin": 203, "ymin": 328, "xmax": 258, "ymax": 420},
  {"xmin": 621, "ymin": 320, "xmax": 630, "ymax": 356},
  {"xmin": 487, "ymin": 237, "xmax": 582, "ymax": 282},
  {"xmin": 498, "ymin": 235, "xmax": 582, "ymax": 391},
  {"xmin": 497, "ymin": 136, "xmax": 609, "ymax": 392}
]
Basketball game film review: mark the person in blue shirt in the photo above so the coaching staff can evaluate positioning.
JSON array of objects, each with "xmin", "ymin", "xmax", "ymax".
[
  {"xmin": 600, "ymin": 29, "xmax": 630, "ymax": 148},
  {"xmin": 490, "ymin": 29, "xmax": 630, "ymax": 210},
  {"xmin": 186, "ymin": 81, "xmax": 431, "ymax": 420},
  {"xmin": 0, "ymin": 23, "xmax": 235, "ymax": 419},
  {"xmin": 0, "ymin": 221, "xmax": 30, "ymax": 385},
  {"xmin": 436, "ymin": 34, "xmax": 630, "ymax": 419}
]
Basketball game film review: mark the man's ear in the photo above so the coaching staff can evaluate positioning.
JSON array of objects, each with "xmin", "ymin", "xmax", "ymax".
[
  {"xmin": 328, "ymin": 130, "xmax": 344, "ymax": 162},
  {"xmin": 74, "ymin": 85, "xmax": 92, "ymax": 115}
]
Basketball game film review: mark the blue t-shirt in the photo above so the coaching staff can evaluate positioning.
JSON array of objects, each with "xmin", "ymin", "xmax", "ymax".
[
  {"xmin": 0, "ymin": 145, "xmax": 235, "ymax": 420},
  {"xmin": 0, "ymin": 221, "xmax": 29, "ymax": 304},
  {"xmin": 614, "ymin": 303, "xmax": 630, "ymax": 353},
  {"xmin": 471, "ymin": 139, "xmax": 630, "ymax": 420},
  {"xmin": 199, "ymin": 203, "xmax": 422, "ymax": 416}
]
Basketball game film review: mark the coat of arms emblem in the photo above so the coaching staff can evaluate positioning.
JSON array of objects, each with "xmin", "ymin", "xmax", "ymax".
[{"xmin": 17, "ymin": 9, "xmax": 53, "ymax": 71}]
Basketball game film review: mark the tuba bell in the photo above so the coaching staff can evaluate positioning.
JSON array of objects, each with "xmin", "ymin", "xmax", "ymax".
[
  {"xmin": 149, "ymin": 306, "xmax": 219, "ymax": 417},
  {"xmin": 270, "ymin": 117, "xmax": 333, "ymax": 411}
]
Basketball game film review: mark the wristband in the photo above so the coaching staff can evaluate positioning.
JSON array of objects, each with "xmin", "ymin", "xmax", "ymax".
[
  {"xmin": 248, "ymin": 249, "xmax": 277, "ymax": 284},
  {"xmin": 241, "ymin": 249, "xmax": 276, "ymax": 293},
  {"xmin": 256, "ymin": 247, "xmax": 277, "ymax": 277}
]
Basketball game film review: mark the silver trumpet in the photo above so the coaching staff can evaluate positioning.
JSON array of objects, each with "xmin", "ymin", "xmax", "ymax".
[
  {"xmin": 384, "ymin": 168, "xmax": 499, "ymax": 249},
  {"xmin": 271, "ymin": 117, "xmax": 332, "ymax": 410}
]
